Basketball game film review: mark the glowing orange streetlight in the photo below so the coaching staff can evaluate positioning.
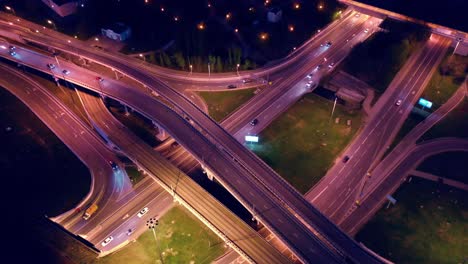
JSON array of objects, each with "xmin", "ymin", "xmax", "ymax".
[
  {"xmin": 225, "ymin": 13, "xmax": 232, "ymax": 20},
  {"xmin": 294, "ymin": 3, "xmax": 300, "ymax": 9},
  {"xmin": 197, "ymin": 22, "xmax": 205, "ymax": 30},
  {"xmin": 234, "ymin": 28, "xmax": 239, "ymax": 33},
  {"xmin": 318, "ymin": 4, "xmax": 324, "ymax": 10},
  {"xmin": 259, "ymin": 32, "xmax": 268, "ymax": 41},
  {"xmin": 289, "ymin": 25, "xmax": 295, "ymax": 32}
]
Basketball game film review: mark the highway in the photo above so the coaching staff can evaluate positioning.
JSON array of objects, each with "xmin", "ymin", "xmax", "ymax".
[
  {"xmin": 150, "ymin": 13, "xmax": 382, "ymax": 172},
  {"xmin": 0, "ymin": 10, "xmax": 361, "ymax": 90},
  {"xmin": 0, "ymin": 60, "xmax": 288, "ymax": 261},
  {"xmin": 77, "ymin": 90, "xmax": 291, "ymax": 262},
  {"xmin": 306, "ymin": 34, "xmax": 451, "ymax": 225},
  {"xmin": 0, "ymin": 62, "xmax": 135, "ymax": 245},
  {"xmin": 0, "ymin": 14, "xmax": 383, "ymax": 263},
  {"xmin": 341, "ymin": 137, "xmax": 468, "ymax": 235},
  {"xmin": 338, "ymin": 81, "xmax": 467, "ymax": 233}
]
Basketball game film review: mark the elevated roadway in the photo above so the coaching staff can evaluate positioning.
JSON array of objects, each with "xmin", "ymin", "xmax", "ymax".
[{"xmin": 0, "ymin": 14, "xmax": 384, "ymax": 263}]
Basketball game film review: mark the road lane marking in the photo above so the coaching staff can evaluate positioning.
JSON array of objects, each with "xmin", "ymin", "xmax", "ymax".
[{"xmin": 311, "ymin": 186, "xmax": 328, "ymax": 203}]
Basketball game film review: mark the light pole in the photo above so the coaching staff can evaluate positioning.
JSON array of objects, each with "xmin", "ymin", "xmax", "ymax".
[
  {"xmin": 329, "ymin": 96, "xmax": 338, "ymax": 123},
  {"xmin": 236, "ymin": 63, "xmax": 240, "ymax": 76},
  {"xmin": 208, "ymin": 62, "xmax": 211, "ymax": 78},
  {"xmin": 452, "ymin": 38, "xmax": 462, "ymax": 56},
  {"xmin": 146, "ymin": 217, "xmax": 164, "ymax": 263},
  {"xmin": 189, "ymin": 64, "xmax": 193, "ymax": 75},
  {"xmin": 5, "ymin": 6, "xmax": 16, "ymax": 15},
  {"xmin": 47, "ymin": 19, "xmax": 57, "ymax": 31},
  {"xmin": 139, "ymin": 53, "xmax": 146, "ymax": 61}
]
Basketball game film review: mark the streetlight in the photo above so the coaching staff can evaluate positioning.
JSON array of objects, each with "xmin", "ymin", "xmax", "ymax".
[
  {"xmin": 329, "ymin": 96, "xmax": 338, "ymax": 123},
  {"xmin": 208, "ymin": 62, "xmax": 211, "ymax": 78},
  {"xmin": 139, "ymin": 53, "xmax": 146, "ymax": 61},
  {"xmin": 146, "ymin": 217, "xmax": 164, "ymax": 263},
  {"xmin": 47, "ymin": 19, "xmax": 57, "ymax": 31},
  {"xmin": 5, "ymin": 6, "xmax": 16, "ymax": 15},
  {"xmin": 236, "ymin": 63, "xmax": 240, "ymax": 76},
  {"xmin": 189, "ymin": 64, "xmax": 193, "ymax": 75}
]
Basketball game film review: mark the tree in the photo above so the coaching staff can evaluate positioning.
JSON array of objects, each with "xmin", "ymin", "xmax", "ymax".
[
  {"xmin": 216, "ymin": 56, "xmax": 223, "ymax": 72},
  {"xmin": 174, "ymin": 52, "xmax": 186, "ymax": 70},
  {"xmin": 162, "ymin": 52, "xmax": 172, "ymax": 68}
]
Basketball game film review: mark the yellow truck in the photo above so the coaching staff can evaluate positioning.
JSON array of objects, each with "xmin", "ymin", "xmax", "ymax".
[{"xmin": 83, "ymin": 204, "xmax": 98, "ymax": 220}]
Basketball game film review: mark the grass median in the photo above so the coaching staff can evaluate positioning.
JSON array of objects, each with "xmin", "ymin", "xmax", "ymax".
[
  {"xmin": 248, "ymin": 93, "xmax": 362, "ymax": 193},
  {"xmin": 420, "ymin": 50, "xmax": 467, "ymax": 110},
  {"xmin": 198, "ymin": 88, "xmax": 257, "ymax": 122},
  {"xmin": 356, "ymin": 178, "xmax": 467, "ymax": 264},
  {"xmin": 98, "ymin": 205, "xmax": 227, "ymax": 264}
]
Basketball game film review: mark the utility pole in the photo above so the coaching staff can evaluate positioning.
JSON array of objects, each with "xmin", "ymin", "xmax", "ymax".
[
  {"xmin": 329, "ymin": 96, "xmax": 338, "ymax": 123},
  {"xmin": 146, "ymin": 217, "xmax": 164, "ymax": 264}
]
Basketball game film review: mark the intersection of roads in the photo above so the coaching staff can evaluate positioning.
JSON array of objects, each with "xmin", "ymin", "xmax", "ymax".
[{"xmin": 0, "ymin": 6, "xmax": 466, "ymax": 264}]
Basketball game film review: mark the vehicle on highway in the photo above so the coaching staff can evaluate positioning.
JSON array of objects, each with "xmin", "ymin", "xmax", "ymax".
[
  {"xmin": 242, "ymin": 78, "xmax": 253, "ymax": 83},
  {"xmin": 101, "ymin": 236, "xmax": 113, "ymax": 247},
  {"xmin": 137, "ymin": 207, "xmax": 149, "ymax": 218},
  {"xmin": 96, "ymin": 76, "xmax": 104, "ymax": 82},
  {"xmin": 315, "ymin": 64, "xmax": 323, "ymax": 71},
  {"xmin": 9, "ymin": 46, "xmax": 15, "ymax": 51},
  {"xmin": 83, "ymin": 204, "xmax": 98, "ymax": 220},
  {"xmin": 9, "ymin": 51, "xmax": 16, "ymax": 56},
  {"xmin": 306, "ymin": 81, "xmax": 315, "ymax": 88},
  {"xmin": 250, "ymin": 119, "xmax": 258, "ymax": 126},
  {"xmin": 227, "ymin": 84, "xmax": 237, "ymax": 89},
  {"xmin": 320, "ymin": 41, "xmax": 332, "ymax": 47},
  {"xmin": 109, "ymin": 161, "xmax": 119, "ymax": 170},
  {"xmin": 395, "ymin": 99, "xmax": 402, "ymax": 106},
  {"xmin": 126, "ymin": 228, "xmax": 134, "ymax": 236},
  {"xmin": 171, "ymin": 141, "xmax": 179, "ymax": 148},
  {"xmin": 328, "ymin": 62, "xmax": 335, "ymax": 69},
  {"xmin": 343, "ymin": 155, "xmax": 350, "ymax": 163},
  {"xmin": 62, "ymin": 69, "xmax": 70, "ymax": 75},
  {"xmin": 355, "ymin": 13, "xmax": 360, "ymax": 18},
  {"xmin": 364, "ymin": 28, "xmax": 369, "ymax": 33},
  {"xmin": 306, "ymin": 73, "xmax": 313, "ymax": 79},
  {"xmin": 47, "ymin": 63, "xmax": 55, "ymax": 69}
]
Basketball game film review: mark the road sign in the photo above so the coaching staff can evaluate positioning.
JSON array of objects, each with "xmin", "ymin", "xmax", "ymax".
[
  {"xmin": 418, "ymin": 98, "xmax": 433, "ymax": 109},
  {"xmin": 245, "ymin": 135, "xmax": 259, "ymax": 142},
  {"xmin": 386, "ymin": 194, "xmax": 396, "ymax": 204}
]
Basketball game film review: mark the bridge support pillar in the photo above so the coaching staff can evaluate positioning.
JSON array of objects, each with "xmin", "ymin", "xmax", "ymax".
[
  {"xmin": 201, "ymin": 165, "xmax": 214, "ymax": 181},
  {"xmin": 152, "ymin": 121, "xmax": 169, "ymax": 141}
]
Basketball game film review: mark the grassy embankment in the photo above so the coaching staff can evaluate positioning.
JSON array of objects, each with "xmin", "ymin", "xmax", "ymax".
[{"xmin": 356, "ymin": 178, "xmax": 467, "ymax": 264}]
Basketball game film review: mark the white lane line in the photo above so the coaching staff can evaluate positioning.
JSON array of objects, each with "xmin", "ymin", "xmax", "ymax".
[{"xmin": 311, "ymin": 186, "xmax": 328, "ymax": 203}]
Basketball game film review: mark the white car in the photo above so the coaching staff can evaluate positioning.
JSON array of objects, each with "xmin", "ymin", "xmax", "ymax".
[
  {"xmin": 364, "ymin": 28, "xmax": 369, "ymax": 33},
  {"xmin": 306, "ymin": 73, "xmax": 313, "ymax": 79},
  {"xmin": 395, "ymin": 99, "xmax": 402, "ymax": 106},
  {"xmin": 101, "ymin": 236, "xmax": 113, "ymax": 247},
  {"xmin": 62, "ymin": 69, "xmax": 70, "ymax": 75},
  {"xmin": 328, "ymin": 62, "xmax": 335, "ymax": 69},
  {"xmin": 137, "ymin": 207, "xmax": 149, "ymax": 218}
]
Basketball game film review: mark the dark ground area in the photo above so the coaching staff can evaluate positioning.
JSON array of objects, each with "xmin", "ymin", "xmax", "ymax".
[
  {"xmin": 357, "ymin": 178, "xmax": 467, "ymax": 264},
  {"xmin": 341, "ymin": 19, "xmax": 429, "ymax": 94},
  {"xmin": 0, "ymin": 88, "xmax": 91, "ymax": 263},
  {"xmin": 356, "ymin": 0, "xmax": 468, "ymax": 32},
  {"xmin": 417, "ymin": 151, "xmax": 468, "ymax": 184}
]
